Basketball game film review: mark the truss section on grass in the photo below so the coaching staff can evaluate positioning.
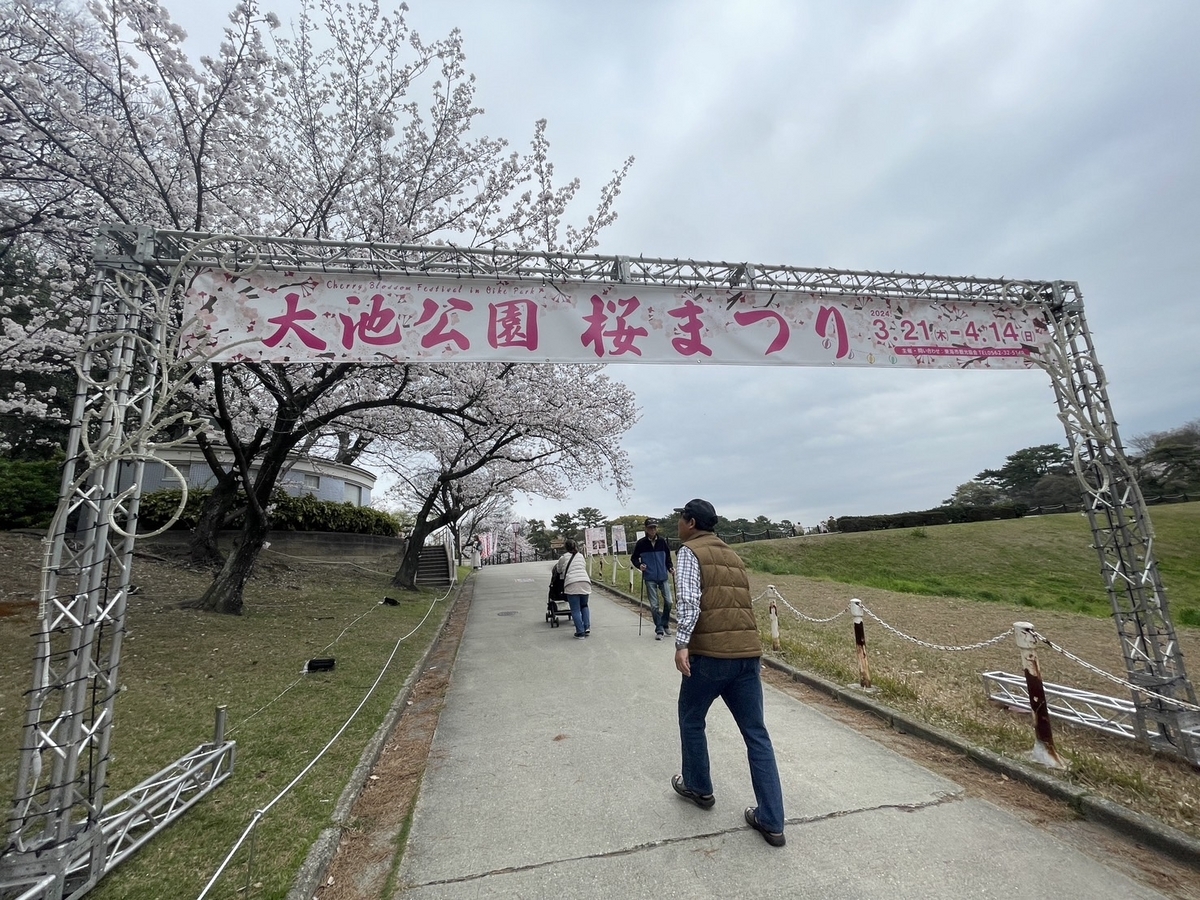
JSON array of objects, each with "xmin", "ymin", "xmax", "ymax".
[{"xmin": 982, "ymin": 671, "xmax": 1200, "ymax": 749}]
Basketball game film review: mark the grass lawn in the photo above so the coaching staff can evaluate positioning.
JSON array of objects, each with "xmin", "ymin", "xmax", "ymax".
[
  {"xmin": 0, "ymin": 538, "xmax": 455, "ymax": 900},
  {"xmin": 3, "ymin": 504, "xmax": 1197, "ymax": 894},
  {"xmin": 738, "ymin": 501, "xmax": 1200, "ymax": 625}
]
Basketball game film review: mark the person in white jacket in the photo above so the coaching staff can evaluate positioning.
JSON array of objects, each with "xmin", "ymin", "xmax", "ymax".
[{"xmin": 555, "ymin": 539, "xmax": 592, "ymax": 638}]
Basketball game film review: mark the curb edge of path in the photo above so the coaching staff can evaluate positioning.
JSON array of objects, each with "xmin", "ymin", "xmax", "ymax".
[
  {"xmin": 286, "ymin": 578, "xmax": 467, "ymax": 900},
  {"xmin": 761, "ymin": 655, "xmax": 1200, "ymax": 869},
  {"xmin": 593, "ymin": 579, "xmax": 1200, "ymax": 870}
]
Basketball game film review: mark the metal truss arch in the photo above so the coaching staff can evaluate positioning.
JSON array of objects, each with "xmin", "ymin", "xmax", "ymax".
[{"xmin": 2, "ymin": 225, "xmax": 1193, "ymax": 900}]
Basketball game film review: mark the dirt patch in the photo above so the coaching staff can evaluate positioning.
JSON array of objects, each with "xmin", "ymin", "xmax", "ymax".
[
  {"xmin": 313, "ymin": 576, "xmax": 473, "ymax": 899},
  {"xmin": 0, "ymin": 530, "xmax": 48, "ymax": 616}
]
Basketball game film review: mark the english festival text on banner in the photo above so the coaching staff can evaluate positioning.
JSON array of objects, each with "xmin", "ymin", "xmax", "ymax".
[{"xmin": 182, "ymin": 268, "xmax": 1051, "ymax": 369}]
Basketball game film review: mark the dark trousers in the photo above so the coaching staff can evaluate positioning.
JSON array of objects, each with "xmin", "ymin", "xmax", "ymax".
[{"xmin": 678, "ymin": 655, "xmax": 785, "ymax": 833}]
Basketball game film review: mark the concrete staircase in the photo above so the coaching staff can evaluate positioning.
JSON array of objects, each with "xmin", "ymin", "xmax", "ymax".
[{"xmin": 415, "ymin": 543, "xmax": 453, "ymax": 587}]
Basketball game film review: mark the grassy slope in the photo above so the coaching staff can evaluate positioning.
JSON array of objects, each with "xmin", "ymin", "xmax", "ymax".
[
  {"xmin": 0, "ymin": 549, "xmax": 457, "ymax": 900},
  {"xmin": 739, "ymin": 501, "xmax": 1200, "ymax": 626}
]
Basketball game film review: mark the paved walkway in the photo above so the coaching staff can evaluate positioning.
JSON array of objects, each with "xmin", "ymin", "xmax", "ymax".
[{"xmin": 391, "ymin": 562, "xmax": 1167, "ymax": 899}]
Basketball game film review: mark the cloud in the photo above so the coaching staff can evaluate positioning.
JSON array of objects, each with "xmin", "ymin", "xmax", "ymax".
[{"xmin": 166, "ymin": 0, "xmax": 1200, "ymax": 528}]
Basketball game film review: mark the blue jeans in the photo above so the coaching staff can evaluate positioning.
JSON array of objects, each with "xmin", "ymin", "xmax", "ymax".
[
  {"xmin": 567, "ymin": 593, "xmax": 590, "ymax": 635},
  {"xmin": 646, "ymin": 579, "xmax": 673, "ymax": 633},
  {"xmin": 678, "ymin": 655, "xmax": 785, "ymax": 833}
]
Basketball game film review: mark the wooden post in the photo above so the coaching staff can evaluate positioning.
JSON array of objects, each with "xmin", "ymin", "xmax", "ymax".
[
  {"xmin": 1014, "ymin": 622, "xmax": 1063, "ymax": 768},
  {"xmin": 850, "ymin": 599, "xmax": 872, "ymax": 688},
  {"xmin": 768, "ymin": 586, "xmax": 781, "ymax": 652}
]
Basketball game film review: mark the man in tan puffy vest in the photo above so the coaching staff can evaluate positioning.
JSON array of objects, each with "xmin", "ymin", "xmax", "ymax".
[{"xmin": 670, "ymin": 498, "xmax": 786, "ymax": 847}]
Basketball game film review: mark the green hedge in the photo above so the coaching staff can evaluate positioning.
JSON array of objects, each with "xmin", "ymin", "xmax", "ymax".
[
  {"xmin": 0, "ymin": 457, "xmax": 62, "ymax": 529},
  {"xmin": 836, "ymin": 504, "xmax": 1027, "ymax": 533},
  {"xmin": 137, "ymin": 489, "xmax": 401, "ymax": 536},
  {"xmin": 268, "ymin": 492, "xmax": 401, "ymax": 536}
]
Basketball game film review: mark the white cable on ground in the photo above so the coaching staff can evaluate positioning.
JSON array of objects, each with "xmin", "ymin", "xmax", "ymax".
[
  {"xmin": 196, "ymin": 580, "xmax": 454, "ymax": 900},
  {"xmin": 226, "ymin": 605, "xmax": 380, "ymax": 737},
  {"xmin": 226, "ymin": 676, "xmax": 304, "ymax": 738}
]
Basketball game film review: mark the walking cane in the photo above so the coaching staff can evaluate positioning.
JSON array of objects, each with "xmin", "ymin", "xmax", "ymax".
[
  {"xmin": 668, "ymin": 570, "xmax": 677, "ymax": 635},
  {"xmin": 638, "ymin": 577, "xmax": 644, "ymax": 636}
]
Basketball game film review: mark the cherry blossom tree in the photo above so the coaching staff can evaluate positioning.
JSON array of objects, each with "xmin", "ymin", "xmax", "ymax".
[
  {"xmin": 457, "ymin": 502, "xmax": 537, "ymax": 565},
  {"xmin": 377, "ymin": 362, "xmax": 636, "ymax": 589},
  {"xmin": 0, "ymin": 0, "xmax": 634, "ymax": 612}
]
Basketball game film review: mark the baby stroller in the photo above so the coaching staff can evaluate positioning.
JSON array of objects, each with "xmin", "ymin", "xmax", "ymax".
[{"xmin": 546, "ymin": 564, "xmax": 572, "ymax": 627}]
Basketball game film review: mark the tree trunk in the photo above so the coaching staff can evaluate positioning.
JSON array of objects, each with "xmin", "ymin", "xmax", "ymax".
[
  {"xmin": 185, "ymin": 404, "xmax": 297, "ymax": 613},
  {"xmin": 390, "ymin": 525, "xmax": 429, "ymax": 591},
  {"xmin": 188, "ymin": 474, "xmax": 239, "ymax": 567},
  {"xmin": 388, "ymin": 542, "xmax": 422, "ymax": 592},
  {"xmin": 186, "ymin": 515, "xmax": 270, "ymax": 614},
  {"xmin": 391, "ymin": 479, "xmax": 456, "ymax": 590}
]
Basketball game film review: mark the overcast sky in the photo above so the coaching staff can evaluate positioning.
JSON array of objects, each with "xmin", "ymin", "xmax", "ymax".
[{"xmin": 168, "ymin": 0, "xmax": 1200, "ymax": 529}]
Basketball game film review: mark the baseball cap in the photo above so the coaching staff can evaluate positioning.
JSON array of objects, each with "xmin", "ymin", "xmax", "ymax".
[
  {"xmin": 644, "ymin": 517, "xmax": 659, "ymax": 528},
  {"xmin": 675, "ymin": 498, "xmax": 718, "ymax": 531}
]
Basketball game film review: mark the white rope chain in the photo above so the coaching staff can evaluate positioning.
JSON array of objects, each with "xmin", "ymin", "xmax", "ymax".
[
  {"xmin": 763, "ymin": 586, "xmax": 1009, "ymax": 649},
  {"xmin": 760, "ymin": 584, "xmax": 1200, "ymax": 713},
  {"xmin": 763, "ymin": 588, "xmax": 849, "ymax": 624},
  {"xmin": 861, "ymin": 605, "xmax": 1014, "ymax": 652},
  {"xmin": 769, "ymin": 590, "xmax": 849, "ymax": 624},
  {"xmin": 1031, "ymin": 630, "xmax": 1200, "ymax": 714}
]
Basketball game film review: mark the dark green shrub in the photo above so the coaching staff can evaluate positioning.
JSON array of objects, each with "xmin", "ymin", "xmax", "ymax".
[
  {"xmin": 269, "ymin": 493, "xmax": 401, "ymax": 535},
  {"xmin": 136, "ymin": 487, "xmax": 401, "ymax": 536},
  {"xmin": 136, "ymin": 488, "xmax": 210, "ymax": 531},
  {"xmin": 0, "ymin": 457, "xmax": 63, "ymax": 529},
  {"xmin": 836, "ymin": 504, "xmax": 1027, "ymax": 533}
]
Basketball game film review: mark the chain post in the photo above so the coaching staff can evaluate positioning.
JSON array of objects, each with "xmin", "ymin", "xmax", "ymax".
[
  {"xmin": 850, "ymin": 599, "xmax": 872, "ymax": 689},
  {"xmin": 768, "ymin": 587, "xmax": 780, "ymax": 652},
  {"xmin": 1014, "ymin": 622, "xmax": 1063, "ymax": 768}
]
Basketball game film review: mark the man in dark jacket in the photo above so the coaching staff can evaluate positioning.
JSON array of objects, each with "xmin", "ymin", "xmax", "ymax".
[
  {"xmin": 631, "ymin": 517, "xmax": 674, "ymax": 639},
  {"xmin": 670, "ymin": 498, "xmax": 786, "ymax": 847}
]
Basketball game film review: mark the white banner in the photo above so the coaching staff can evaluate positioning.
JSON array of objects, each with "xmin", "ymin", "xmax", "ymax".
[
  {"xmin": 182, "ymin": 268, "xmax": 1051, "ymax": 369},
  {"xmin": 611, "ymin": 525, "xmax": 628, "ymax": 554},
  {"xmin": 584, "ymin": 527, "xmax": 609, "ymax": 557}
]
